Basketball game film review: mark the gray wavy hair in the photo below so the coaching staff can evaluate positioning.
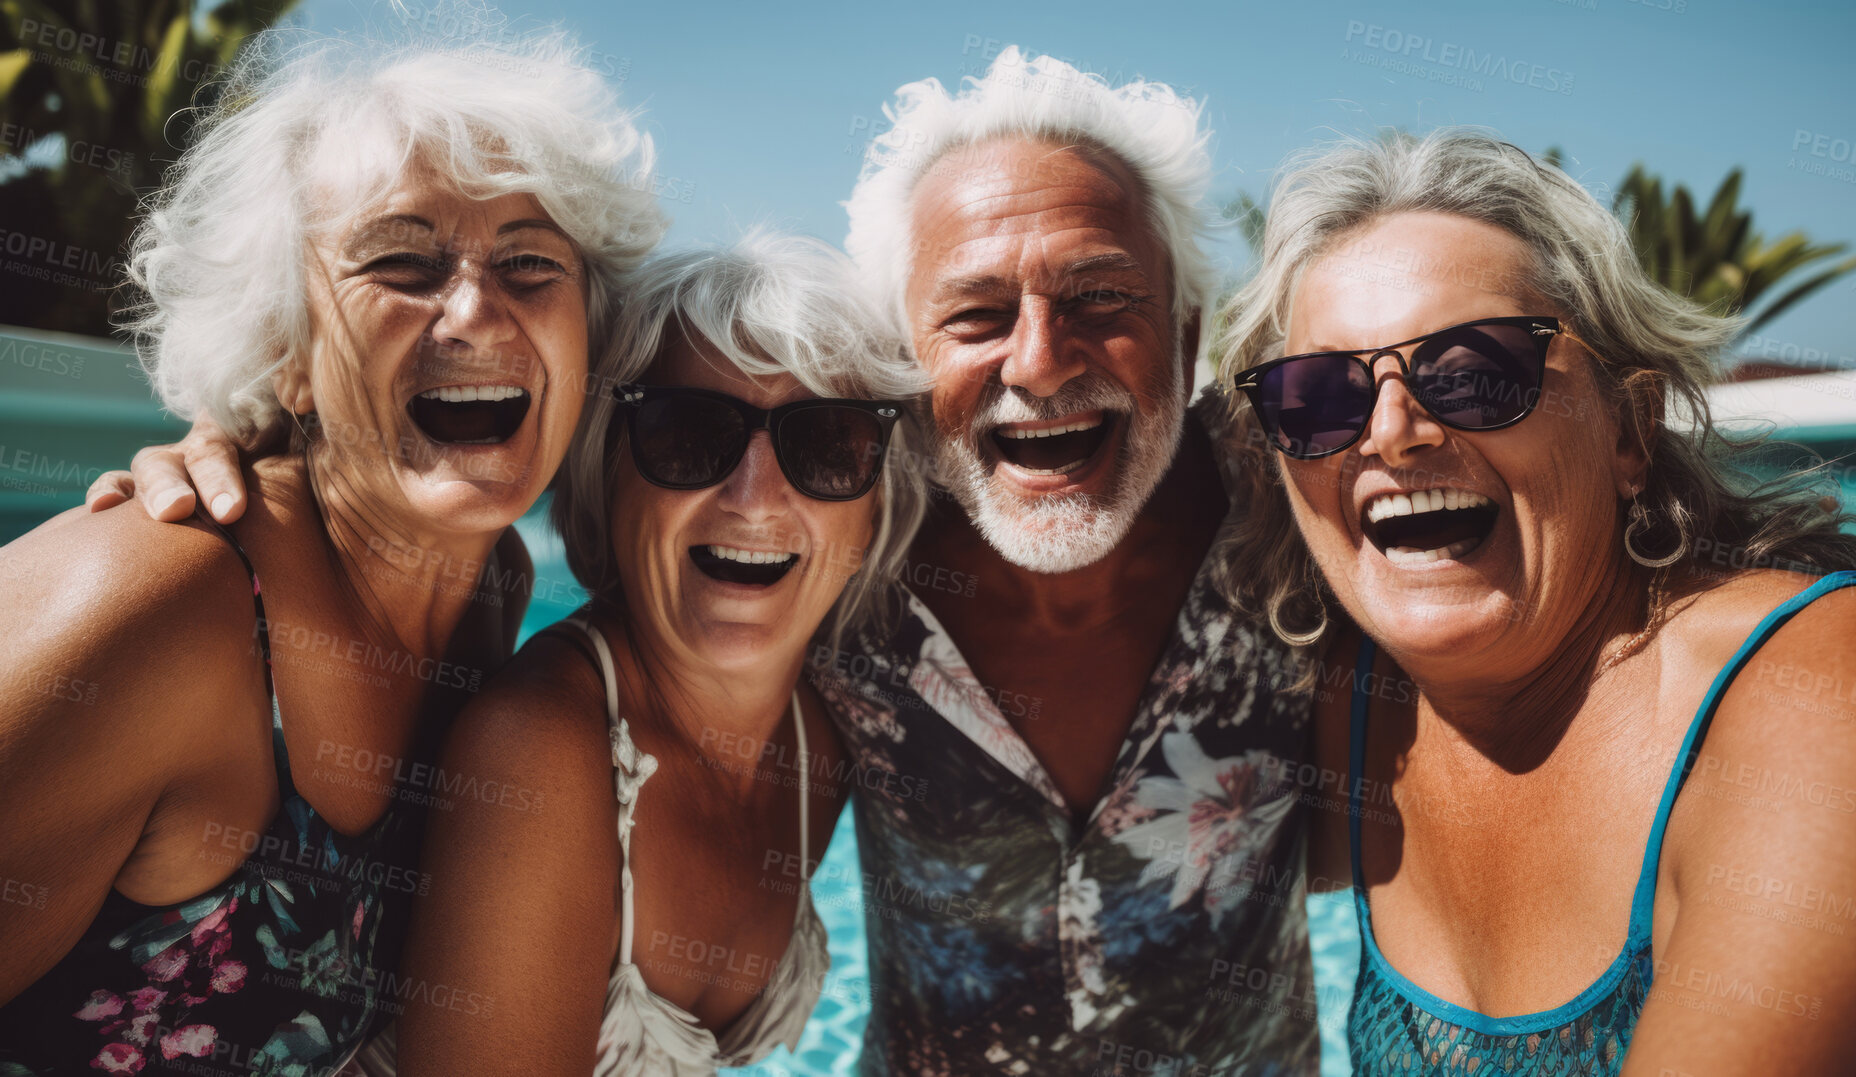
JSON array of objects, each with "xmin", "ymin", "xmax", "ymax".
[
  {"xmin": 125, "ymin": 26, "xmax": 664, "ymax": 440},
  {"xmin": 1215, "ymin": 128, "xmax": 1856, "ymax": 651},
  {"xmin": 552, "ymin": 232, "xmax": 932, "ymax": 647}
]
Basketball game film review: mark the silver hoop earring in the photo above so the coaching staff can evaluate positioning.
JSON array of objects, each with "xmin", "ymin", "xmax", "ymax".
[{"xmin": 1624, "ymin": 494, "xmax": 1684, "ymax": 569}]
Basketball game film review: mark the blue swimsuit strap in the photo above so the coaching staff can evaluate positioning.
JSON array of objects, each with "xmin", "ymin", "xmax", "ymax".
[
  {"xmin": 1345, "ymin": 570, "xmax": 1856, "ymax": 1029},
  {"xmin": 1624, "ymin": 568, "xmax": 1856, "ymax": 937}
]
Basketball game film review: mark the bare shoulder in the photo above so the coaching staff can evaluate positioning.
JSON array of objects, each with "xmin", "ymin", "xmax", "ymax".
[
  {"xmin": 0, "ymin": 496, "xmax": 265, "ymax": 798},
  {"xmin": 396, "ymin": 622, "xmax": 620, "ymax": 1073},
  {"xmin": 5, "ymin": 498, "xmax": 256, "ymax": 634},
  {"xmin": 1632, "ymin": 578, "xmax": 1856, "ymax": 1068},
  {"xmin": 1661, "ymin": 567, "xmax": 1843, "ymax": 666},
  {"xmin": 414, "ymin": 623, "xmax": 623, "ymax": 931},
  {"xmin": 1697, "ymin": 569, "xmax": 1856, "ymax": 764},
  {"xmin": 1, "ymin": 499, "xmax": 262, "ymax": 748},
  {"xmin": 437, "ymin": 624, "xmax": 615, "ymax": 823},
  {"xmin": 459, "ymin": 623, "xmax": 606, "ymax": 736},
  {"xmin": 1663, "ymin": 567, "xmax": 1856, "ymax": 890},
  {"xmin": 1661, "ymin": 567, "xmax": 1855, "ymax": 794},
  {"xmin": 0, "ymin": 501, "xmax": 268, "ymax": 1001},
  {"xmin": 1725, "ymin": 568, "xmax": 1856, "ymax": 680}
]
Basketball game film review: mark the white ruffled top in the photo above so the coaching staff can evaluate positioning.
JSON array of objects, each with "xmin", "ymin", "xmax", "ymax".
[{"xmin": 562, "ymin": 617, "xmax": 829, "ymax": 1077}]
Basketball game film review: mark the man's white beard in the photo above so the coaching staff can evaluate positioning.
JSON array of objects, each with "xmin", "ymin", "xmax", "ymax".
[{"xmin": 931, "ymin": 350, "xmax": 1187, "ymax": 574}]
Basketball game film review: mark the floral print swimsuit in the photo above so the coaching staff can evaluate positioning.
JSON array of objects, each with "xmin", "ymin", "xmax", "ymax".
[{"xmin": 0, "ymin": 522, "xmax": 427, "ymax": 1077}]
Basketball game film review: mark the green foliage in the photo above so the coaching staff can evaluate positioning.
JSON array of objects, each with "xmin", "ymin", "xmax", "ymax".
[
  {"xmin": 1612, "ymin": 164, "xmax": 1856, "ymax": 340},
  {"xmin": 0, "ymin": 0, "xmax": 296, "ymax": 336}
]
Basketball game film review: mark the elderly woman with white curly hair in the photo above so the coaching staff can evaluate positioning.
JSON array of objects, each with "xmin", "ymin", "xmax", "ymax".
[
  {"xmin": 0, "ymin": 28, "xmax": 660, "ymax": 1075},
  {"xmin": 1220, "ymin": 129, "xmax": 1856, "ymax": 1075},
  {"xmin": 386, "ymin": 234, "xmax": 928, "ymax": 1075}
]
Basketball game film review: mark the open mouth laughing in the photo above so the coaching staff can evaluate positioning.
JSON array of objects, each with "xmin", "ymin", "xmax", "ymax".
[
  {"xmin": 689, "ymin": 544, "xmax": 800, "ymax": 587},
  {"xmin": 406, "ymin": 384, "xmax": 532, "ymax": 445},
  {"xmin": 1363, "ymin": 487, "xmax": 1499, "ymax": 566},
  {"xmin": 987, "ymin": 411, "xmax": 1117, "ymax": 476}
]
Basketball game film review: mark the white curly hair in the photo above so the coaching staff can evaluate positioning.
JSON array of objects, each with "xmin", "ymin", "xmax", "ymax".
[
  {"xmin": 125, "ymin": 25, "xmax": 666, "ymax": 440},
  {"xmin": 842, "ymin": 46, "xmax": 1217, "ymax": 351}
]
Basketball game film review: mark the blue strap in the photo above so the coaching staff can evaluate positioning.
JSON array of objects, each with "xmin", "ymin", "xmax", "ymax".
[
  {"xmin": 1343, "ymin": 572, "xmax": 1856, "ymax": 1038},
  {"xmin": 1625, "ymin": 569, "xmax": 1856, "ymax": 938},
  {"xmin": 1346, "ymin": 636, "xmax": 1378, "ymax": 897}
]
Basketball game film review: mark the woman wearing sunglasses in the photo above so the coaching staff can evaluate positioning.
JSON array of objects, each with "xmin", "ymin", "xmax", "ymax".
[
  {"xmin": 390, "ymin": 234, "xmax": 927, "ymax": 1075},
  {"xmin": 1218, "ymin": 130, "xmax": 1856, "ymax": 1075}
]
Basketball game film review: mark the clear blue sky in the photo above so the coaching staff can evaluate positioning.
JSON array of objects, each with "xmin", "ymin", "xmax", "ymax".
[{"xmin": 303, "ymin": 0, "xmax": 1856, "ymax": 370}]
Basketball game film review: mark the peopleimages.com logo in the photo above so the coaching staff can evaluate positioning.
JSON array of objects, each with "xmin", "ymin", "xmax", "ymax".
[{"xmin": 1342, "ymin": 21, "xmax": 1576, "ymax": 96}]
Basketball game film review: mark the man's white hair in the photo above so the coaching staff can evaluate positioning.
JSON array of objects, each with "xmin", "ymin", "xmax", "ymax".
[
  {"xmin": 842, "ymin": 46, "xmax": 1217, "ymax": 349},
  {"xmin": 126, "ymin": 26, "xmax": 666, "ymax": 440}
]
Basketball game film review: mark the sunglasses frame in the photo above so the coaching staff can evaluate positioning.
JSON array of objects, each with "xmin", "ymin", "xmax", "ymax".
[
  {"xmin": 611, "ymin": 382, "xmax": 905, "ymax": 502},
  {"xmin": 1230, "ymin": 315, "xmax": 1563, "ymax": 460}
]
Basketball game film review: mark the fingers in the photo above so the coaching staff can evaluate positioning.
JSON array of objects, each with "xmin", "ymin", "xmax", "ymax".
[
  {"xmin": 179, "ymin": 434, "xmax": 248, "ymax": 524},
  {"xmin": 118, "ymin": 417, "xmax": 251, "ymax": 525},
  {"xmin": 128, "ymin": 445, "xmax": 199, "ymax": 522},
  {"xmin": 85, "ymin": 471, "xmax": 136, "ymax": 513}
]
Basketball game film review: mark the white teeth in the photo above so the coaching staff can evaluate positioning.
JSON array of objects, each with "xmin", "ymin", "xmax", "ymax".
[
  {"xmin": 1015, "ymin": 460, "xmax": 1087, "ymax": 476},
  {"xmin": 417, "ymin": 385, "xmax": 529, "ymax": 403},
  {"xmin": 995, "ymin": 417, "xmax": 1104, "ymax": 440},
  {"xmin": 1365, "ymin": 487, "xmax": 1493, "ymax": 523},
  {"xmin": 705, "ymin": 545, "xmax": 797, "ymax": 566},
  {"xmin": 1384, "ymin": 538, "xmax": 1481, "ymax": 566}
]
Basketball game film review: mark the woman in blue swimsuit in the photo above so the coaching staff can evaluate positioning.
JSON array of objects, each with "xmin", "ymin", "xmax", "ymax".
[
  {"xmin": 0, "ymin": 30, "xmax": 662, "ymax": 1075},
  {"xmin": 1218, "ymin": 130, "xmax": 1856, "ymax": 1074}
]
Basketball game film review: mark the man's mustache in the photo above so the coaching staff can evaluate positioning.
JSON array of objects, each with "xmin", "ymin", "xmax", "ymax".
[{"xmin": 957, "ymin": 377, "xmax": 1136, "ymax": 449}]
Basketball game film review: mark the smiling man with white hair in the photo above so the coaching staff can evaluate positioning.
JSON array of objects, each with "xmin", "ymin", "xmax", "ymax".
[{"xmin": 818, "ymin": 46, "xmax": 1319, "ymax": 1075}]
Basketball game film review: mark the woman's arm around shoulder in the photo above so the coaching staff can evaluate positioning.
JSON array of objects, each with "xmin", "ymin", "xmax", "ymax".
[
  {"xmin": 395, "ymin": 628, "xmax": 624, "ymax": 1076},
  {"xmin": 1623, "ymin": 579, "xmax": 1856, "ymax": 1075}
]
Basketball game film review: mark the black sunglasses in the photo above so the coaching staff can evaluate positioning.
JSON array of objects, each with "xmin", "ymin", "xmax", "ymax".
[
  {"xmin": 1231, "ymin": 316, "xmax": 1562, "ymax": 460},
  {"xmin": 611, "ymin": 383, "xmax": 904, "ymax": 501}
]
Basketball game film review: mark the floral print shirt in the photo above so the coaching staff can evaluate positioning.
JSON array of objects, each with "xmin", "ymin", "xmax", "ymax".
[{"xmin": 808, "ymin": 396, "xmax": 1320, "ymax": 1076}]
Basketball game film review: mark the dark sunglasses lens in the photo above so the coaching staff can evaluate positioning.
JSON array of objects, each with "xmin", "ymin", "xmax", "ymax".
[
  {"xmin": 631, "ymin": 395, "xmax": 745, "ymax": 487},
  {"xmin": 1408, "ymin": 323, "xmax": 1543, "ymax": 429},
  {"xmin": 780, "ymin": 406, "xmax": 887, "ymax": 499},
  {"xmin": 1258, "ymin": 356, "xmax": 1374, "ymax": 457}
]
